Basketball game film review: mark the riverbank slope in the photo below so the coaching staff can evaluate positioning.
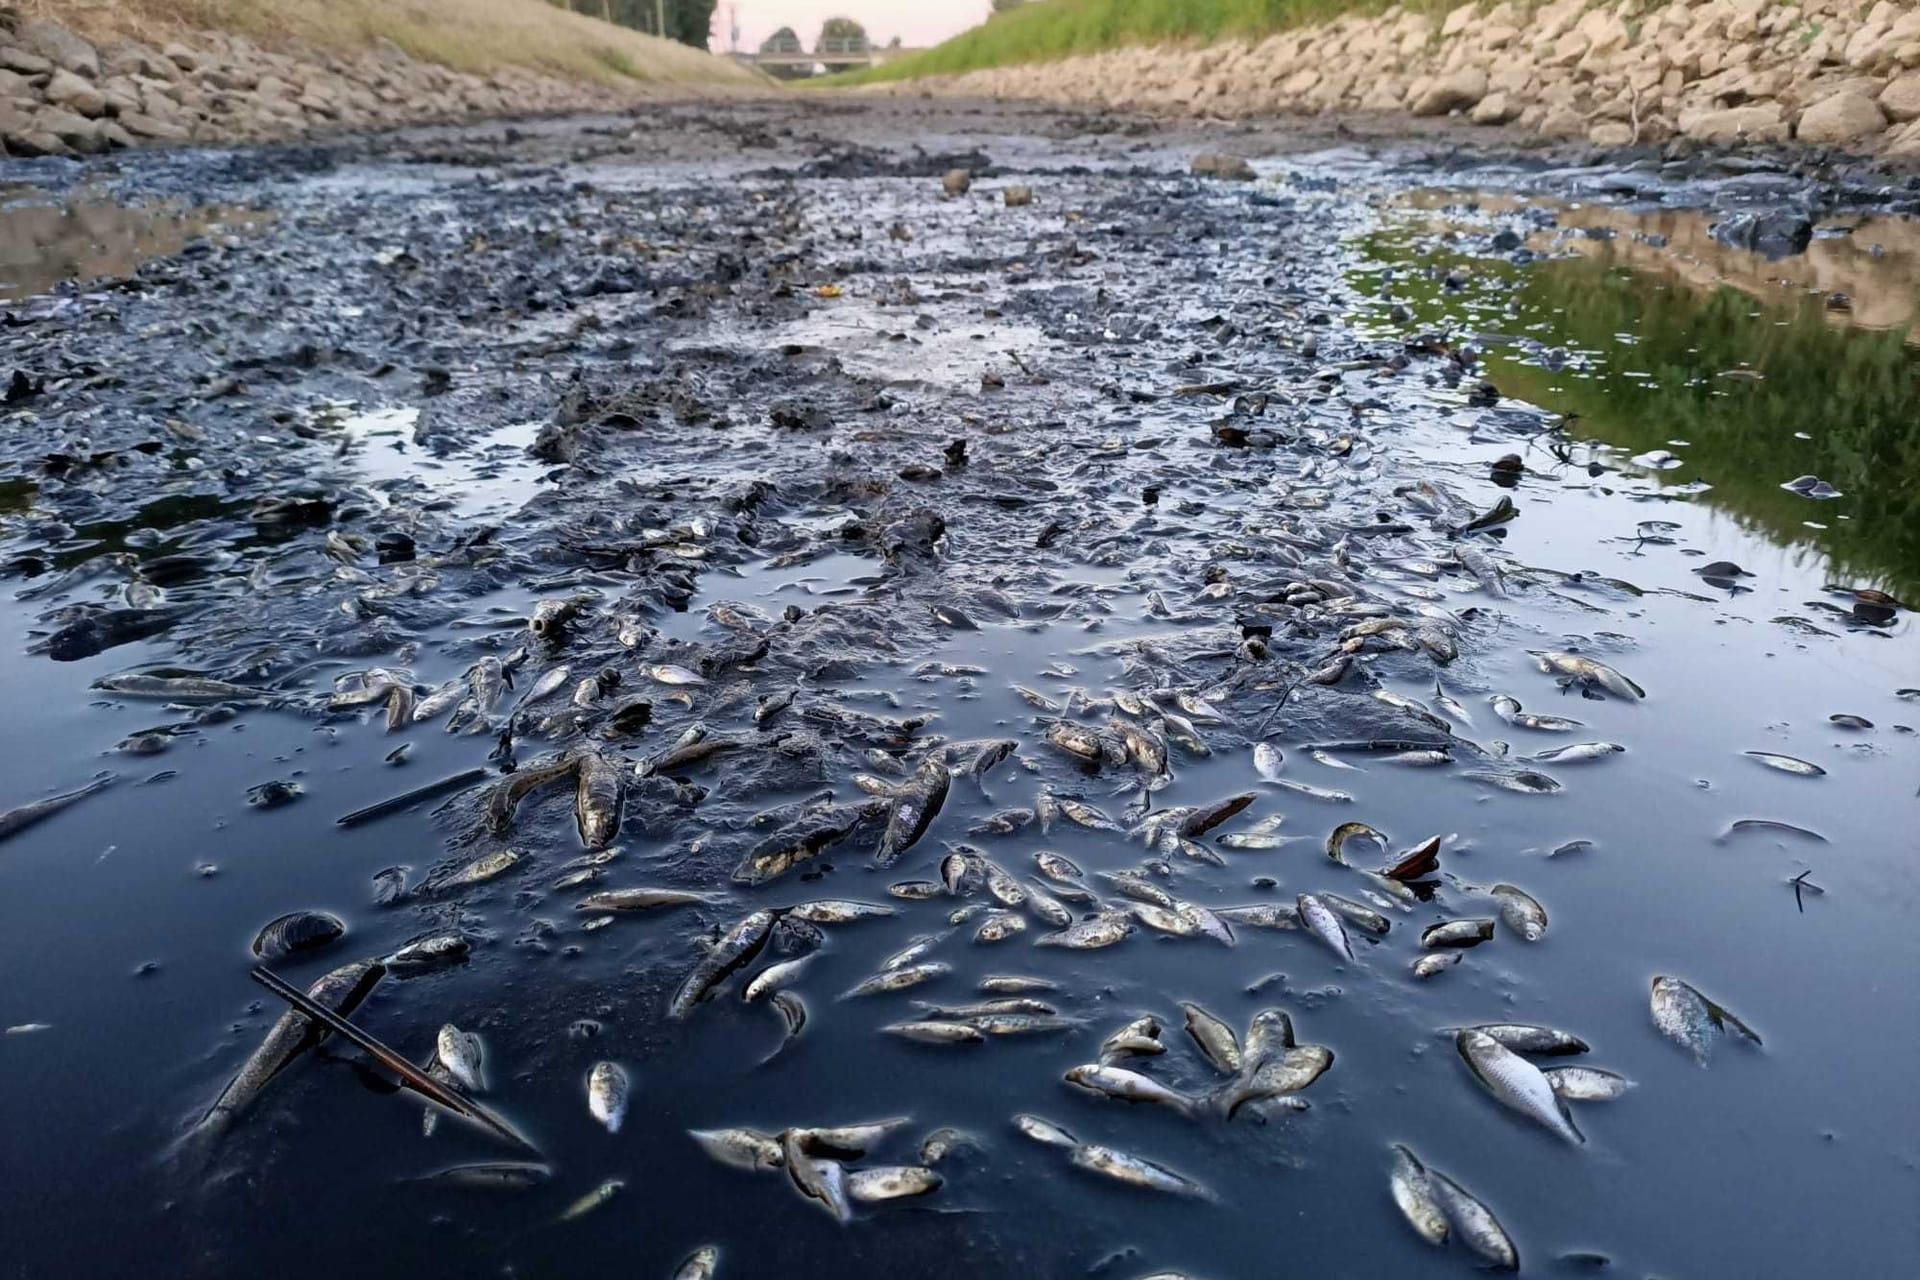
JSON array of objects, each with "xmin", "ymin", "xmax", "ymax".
[
  {"xmin": 853, "ymin": 0, "xmax": 1920, "ymax": 158},
  {"xmin": 1, "ymin": 0, "xmax": 763, "ymax": 157}
]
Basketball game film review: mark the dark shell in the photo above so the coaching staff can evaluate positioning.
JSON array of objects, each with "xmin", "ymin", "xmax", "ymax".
[{"xmin": 252, "ymin": 909, "xmax": 347, "ymax": 960}]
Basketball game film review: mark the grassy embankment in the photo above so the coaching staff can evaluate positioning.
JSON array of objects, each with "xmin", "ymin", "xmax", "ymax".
[
  {"xmin": 15, "ymin": 0, "xmax": 761, "ymax": 88},
  {"xmin": 829, "ymin": 0, "xmax": 1454, "ymax": 86}
]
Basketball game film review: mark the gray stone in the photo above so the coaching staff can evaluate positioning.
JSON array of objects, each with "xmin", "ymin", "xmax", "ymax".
[
  {"xmin": 1412, "ymin": 67, "xmax": 1488, "ymax": 116},
  {"xmin": 44, "ymin": 67, "xmax": 107, "ymax": 117},
  {"xmin": 1190, "ymin": 152, "xmax": 1256, "ymax": 181},
  {"xmin": 1882, "ymin": 72, "xmax": 1920, "ymax": 122},
  {"xmin": 3, "ymin": 126, "xmax": 72, "ymax": 157},
  {"xmin": 99, "ymin": 120, "xmax": 135, "ymax": 149},
  {"xmin": 0, "ymin": 67, "xmax": 28, "ymax": 98},
  {"xmin": 1795, "ymin": 91, "xmax": 1887, "ymax": 144},
  {"xmin": 17, "ymin": 19, "xmax": 99, "ymax": 77},
  {"xmin": 34, "ymin": 104, "xmax": 102, "ymax": 151},
  {"xmin": 0, "ymin": 46, "xmax": 53, "ymax": 76},
  {"xmin": 118, "ymin": 110, "xmax": 190, "ymax": 141},
  {"xmin": 1589, "ymin": 120, "xmax": 1636, "ymax": 147},
  {"xmin": 163, "ymin": 43, "xmax": 200, "ymax": 72},
  {"xmin": 1468, "ymin": 90, "xmax": 1520, "ymax": 125},
  {"xmin": 1679, "ymin": 103, "xmax": 1790, "ymax": 144}
]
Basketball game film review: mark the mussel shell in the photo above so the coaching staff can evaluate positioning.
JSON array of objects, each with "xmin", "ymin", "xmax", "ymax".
[{"xmin": 251, "ymin": 909, "xmax": 347, "ymax": 960}]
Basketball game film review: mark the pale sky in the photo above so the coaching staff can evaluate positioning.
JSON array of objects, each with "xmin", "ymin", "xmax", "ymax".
[{"xmin": 713, "ymin": 2, "xmax": 992, "ymax": 53}]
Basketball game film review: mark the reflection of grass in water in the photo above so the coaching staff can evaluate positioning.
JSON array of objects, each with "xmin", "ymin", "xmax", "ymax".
[{"xmin": 1351, "ymin": 231, "xmax": 1920, "ymax": 602}]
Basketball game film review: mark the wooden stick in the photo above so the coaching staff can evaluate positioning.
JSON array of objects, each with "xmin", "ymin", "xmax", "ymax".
[
  {"xmin": 335, "ymin": 768, "xmax": 489, "ymax": 827},
  {"xmin": 250, "ymin": 966, "xmax": 539, "ymax": 1154}
]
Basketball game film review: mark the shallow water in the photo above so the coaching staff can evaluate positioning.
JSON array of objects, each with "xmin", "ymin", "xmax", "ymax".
[{"xmin": 0, "ymin": 110, "xmax": 1916, "ymax": 1280}]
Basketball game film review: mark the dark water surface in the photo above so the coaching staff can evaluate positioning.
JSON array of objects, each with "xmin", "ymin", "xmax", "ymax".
[{"xmin": 0, "ymin": 111, "xmax": 1916, "ymax": 1280}]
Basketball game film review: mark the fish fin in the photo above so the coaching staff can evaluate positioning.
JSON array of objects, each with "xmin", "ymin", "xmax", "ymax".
[{"xmin": 1706, "ymin": 999, "xmax": 1762, "ymax": 1045}]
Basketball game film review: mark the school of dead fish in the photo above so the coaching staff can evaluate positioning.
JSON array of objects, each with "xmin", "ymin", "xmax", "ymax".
[{"xmin": 4, "ymin": 160, "xmax": 1898, "ymax": 1280}]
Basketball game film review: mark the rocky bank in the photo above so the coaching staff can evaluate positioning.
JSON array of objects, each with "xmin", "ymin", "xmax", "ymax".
[
  {"xmin": 871, "ymin": 0, "xmax": 1920, "ymax": 159},
  {"xmin": 0, "ymin": 7, "xmax": 746, "ymax": 158}
]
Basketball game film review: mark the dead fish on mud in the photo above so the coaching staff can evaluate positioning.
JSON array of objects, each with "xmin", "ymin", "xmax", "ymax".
[
  {"xmin": 671, "ymin": 909, "xmax": 781, "ymax": 1018},
  {"xmin": 1064, "ymin": 1064, "xmax": 1196, "ymax": 1117},
  {"xmin": 1455, "ymin": 1029, "xmax": 1584, "ymax": 1144},
  {"xmin": 1490, "ymin": 885, "xmax": 1548, "ymax": 941},
  {"xmin": 1390, "ymin": 1145, "xmax": 1518, "ymax": 1269},
  {"xmin": 587, "ymin": 1061, "xmax": 631, "ymax": 1132},
  {"xmin": 1650, "ymin": 976, "xmax": 1761, "ymax": 1063},
  {"xmin": 250, "ymin": 910, "xmax": 346, "ymax": 961},
  {"xmin": 574, "ymin": 750, "xmax": 624, "ymax": 848},
  {"xmin": 1067, "ymin": 1143, "xmax": 1212, "ymax": 1199},
  {"xmin": 1528, "ymin": 650, "xmax": 1645, "ymax": 700},
  {"xmin": 873, "ymin": 757, "xmax": 950, "ymax": 868},
  {"xmin": 1743, "ymin": 751, "xmax": 1826, "ymax": 777},
  {"xmin": 673, "ymin": 1247, "xmax": 721, "ymax": 1280},
  {"xmin": 0, "ymin": 773, "xmax": 116, "ymax": 843},
  {"xmin": 1489, "ymin": 695, "xmax": 1583, "ymax": 732}
]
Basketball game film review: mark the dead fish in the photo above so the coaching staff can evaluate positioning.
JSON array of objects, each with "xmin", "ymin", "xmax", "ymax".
[
  {"xmin": 561, "ymin": 752, "xmax": 624, "ymax": 851},
  {"xmin": 1216, "ymin": 903, "xmax": 1299, "ymax": 931},
  {"xmin": 1037, "ymin": 913, "xmax": 1133, "ymax": 949},
  {"xmin": 557, "ymin": 1177, "xmax": 624, "ymax": 1222},
  {"xmin": 1327, "ymin": 821, "xmax": 1388, "ymax": 865},
  {"xmin": 1421, "ymin": 919, "xmax": 1495, "ymax": 949},
  {"xmin": 970, "ymin": 1014, "xmax": 1083, "ymax": 1036},
  {"xmin": 484, "ymin": 756, "xmax": 579, "ymax": 834},
  {"xmin": 435, "ymin": 850, "xmax": 520, "ymax": 891},
  {"xmin": 1650, "ymin": 975, "xmax": 1761, "ymax": 1063},
  {"xmin": 1068, "ymin": 1143, "xmax": 1211, "ymax": 1198},
  {"xmin": 0, "ymin": 774, "xmax": 116, "ymax": 843},
  {"xmin": 975, "ymin": 911, "xmax": 1028, "ymax": 944},
  {"xmin": 1389, "ymin": 1144, "xmax": 1449, "ymax": 1246},
  {"xmin": 1181, "ymin": 1003, "xmax": 1242, "ymax": 1075},
  {"xmin": 1743, "ymin": 751, "xmax": 1825, "ymax": 777},
  {"xmin": 672, "ymin": 1246, "xmax": 720, "ymax": 1280},
  {"xmin": 1488, "ymin": 695, "xmax": 1583, "ymax": 732},
  {"xmin": 435, "ymin": 1025, "xmax": 485, "ymax": 1093},
  {"xmin": 1432, "ymin": 683, "xmax": 1474, "ymax": 727},
  {"xmin": 1215, "ymin": 1045, "xmax": 1333, "ymax": 1118},
  {"xmin": 415, "ymin": 1161, "xmax": 554, "ymax": 1190},
  {"xmin": 1529, "ymin": 650, "xmax": 1645, "ymax": 700},
  {"xmin": 1426, "ymin": 1165, "xmax": 1519, "ymax": 1270},
  {"xmin": 1412, "ymin": 952, "xmax": 1460, "ymax": 979},
  {"xmin": 754, "ymin": 689, "xmax": 795, "ymax": 723},
  {"xmin": 646, "ymin": 664, "xmax": 707, "ymax": 686},
  {"xmin": 250, "ymin": 910, "xmax": 345, "ymax": 961},
  {"xmin": 1101, "ymin": 1014, "xmax": 1165, "ymax": 1061},
  {"xmin": 782, "ymin": 1131, "xmax": 853, "ymax": 1224},
  {"xmin": 889, "ymin": 879, "xmax": 944, "ymax": 900},
  {"xmin": 1013, "ymin": 1113, "xmax": 1079, "ymax": 1148},
  {"xmin": 1129, "ymin": 902, "xmax": 1195, "ymax": 938},
  {"xmin": 670, "ymin": 909, "xmax": 780, "ymax": 1018},
  {"xmin": 1058, "ymin": 797, "xmax": 1123, "ymax": 831},
  {"xmin": 846, "ymin": 1165, "xmax": 943, "ymax": 1202},
  {"xmin": 1252, "ymin": 742, "xmax": 1285, "ymax": 782},
  {"xmin": 1309, "ymin": 748, "xmax": 1361, "ymax": 771},
  {"xmin": 745, "ymin": 956, "xmax": 816, "ymax": 1002},
  {"xmin": 1531, "ymin": 742, "xmax": 1624, "ymax": 765},
  {"xmin": 1065, "ymin": 1064, "xmax": 1195, "ymax": 1117},
  {"xmin": 1718, "ymin": 818, "xmax": 1826, "ymax": 843},
  {"xmin": 1462, "ymin": 769, "xmax": 1562, "ymax": 795},
  {"xmin": 1542, "ymin": 1065, "xmax": 1635, "ymax": 1101},
  {"xmin": 883, "ymin": 1020, "xmax": 984, "ymax": 1045},
  {"xmin": 930, "ymin": 603, "xmax": 977, "ymax": 630},
  {"xmin": 1266, "ymin": 778, "xmax": 1354, "ymax": 803},
  {"xmin": 1022, "ymin": 880, "xmax": 1074, "ymax": 928},
  {"xmin": 1455, "ymin": 1030, "xmax": 1583, "ymax": 1144},
  {"xmin": 587, "ymin": 1061, "xmax": 630, "ymax": 1132},
  {"xmin": 1297, "ymin": 893, "xmax": 1353, "ymax": 958},
  {"xmin": 384, "ymin": 934, "xmax": 469, "ymax": 974},
  {"xmin": 1032, "ymin": 851, "xmax": 1084, "ymax": 884},
  {"xmin": 790, "ymin": 900, "xmax": 898, "ymax": 925},
  {"xmin": 764, "ymin": 990, "xmax": 808, "ymax": 1063},
  {"xmin": 1469, "ymin": 1023, "xmax": 1590, "ymax": 1056},
  {"xmin": 917, "ymin": 998, "xmax": 1057, "ymax": 1019},
  {"xmin": 577, "ymin": 888, "xmax": 712, "ymax": 912},
  {"xmin": 192, "ymin": 959, "xmax": 384, "ymax": 1143},
  {"xmin": 93, "ymin": 674, "xmax": 265, "ymax": 703},
  {"xmin": 1323, "ymin": 893, "xmax": 1392, "ymax": 935},
  {"xmin": 874, "ymin": 757, "xmax": 950, "ymax": 867},
  {"xmin": 688, "ymin": 1127, "xmax": 785, "ymax": 1172},
  {"xmin": 918, "ymin": 1127, "xmax": 978, "ymax": 1166},
  {"xmin": 1452, "ymin": 495, "xmax": 1517, "ymax": 536},
  {"xmin": 979, "ymin": 975, "xmax": 1057, "ymax": 996},
  {"xmin": 1490, "ymin": 884, "xmax": 1547, "ymax": 941},
  {"xmin": 845, "ymin": 962, "xmax": 950, "ymax": 998}
]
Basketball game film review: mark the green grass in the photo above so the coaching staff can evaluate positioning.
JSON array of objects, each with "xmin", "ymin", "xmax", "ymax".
[{"xmin": 829, "ymin": 0, "xmax": 1450, "ymax": 86}]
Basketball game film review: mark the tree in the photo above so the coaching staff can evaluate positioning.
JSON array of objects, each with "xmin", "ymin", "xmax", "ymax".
[
  {"xmin": 991, "ymin": 0, "xmax": 1029, "ymax": 11},
  {"xmin": 816, "ymin": 16, "xmax": 869, "ymax": 54},
  {"xmin": 759, "ymin": 25, "xmax": 802, "ymax": 55}
]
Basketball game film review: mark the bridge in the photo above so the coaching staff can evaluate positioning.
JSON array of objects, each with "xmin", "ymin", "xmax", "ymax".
[{"xmin": 734, "ymin": 39, "xmax": 922, "ymax": 78}]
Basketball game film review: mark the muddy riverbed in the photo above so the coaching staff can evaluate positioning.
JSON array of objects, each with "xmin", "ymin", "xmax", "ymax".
[{"xmin": 0, "ymin": 100, "xmax": 1915, "ymax": 1279}]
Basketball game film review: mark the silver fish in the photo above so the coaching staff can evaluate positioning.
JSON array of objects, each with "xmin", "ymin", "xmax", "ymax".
[
  {"xmin": 673, "ymin": 1245, "xmax": 720, "ymax": 1280},
  {"xmin": 587, "ymin": 1060, "xmax": 630, "ymax": 1133},
  {"xmin": 1427, "ymin": 1166, "xmax": 1519, "ymax": 1270},
  {"xmin": 1101, "ymin": 1014, "xmax": 1165, "ymax": 1061},
  {"xmin": 1490, "ymin": 884, "xmax": 1548, "ymax": 941},
  {"xmin": 1488, "ymin": 694, "xmax": 1583, "ymax": 732},
  {"xmin": 1059, "ymin": 797, "xmax": 1123, "ymax": 831},
  {"xmin": 670, "ymin": 909, "xmax": 778, "ymax": 1018},
  {"xmin": 1036, "ymin": 913, "xmax": 1132, "ymax": 949},
  {"xmin": 1064, "ymin": 1064, "xmax": 1194, "ymax": 1116},
  {"xmin": 578, "ymin": 888, "xmax": 711, "ymax": 912},
  {"xmin": 1462, "ymin": 769, "xmax": 1562, "ymax": 795},
  {"xmin": 0, "ymin": 774, "xmax": 116, "ymax": 843},
  {"xmin": 415, "ymin": 1161, "xmax": 553, "ymax": 1190},
  {"xmin": 844, "ymin": 962, "xmax": 949, "ymax": 998},
  {"xmin": 790, "ymin": 899, "xmax": 898, "ymax": 925},
  {"xmin": 1215, "ymin": 1045, "xmax": 1333, "ymax": 1118},
  {"xmin": 1216, "ymin": 903, "xmax": 1299, "ymax": 931},
  {"xmin": 979, "ymin": 975, "xmax": 1057, "ymax": 994},
  {"xmin": 1252, "ymin": 742, "xmax": 1285, "ymax": 782},
  {"xmin": 1470, "ymin": 1023, "xmax": 1590, "ymax": 1056},
  {"xmin": 1266, "ymin": 778, "xmax": 1354, "ymax": 803},
  {"xmin": 1022, "ymin": 880, "xmax": 1074, "ymax": 928},
  {"xmin": 435, "ymin": 850, "xmax": 520, "ymax": 890},
  {"xmin": 1420, "ymin": 919, "xmax": 1494, "ymax": 949},
  {"xmin": 688, "ymin": 1127, "xmax": 784, "ymax": 1172},
  {"xmin": 574, "ymin": 751, "xmax": 623, "ymax": 849},
  {"xmin": 557, "ymin": 1177, "xmax": 624, "ymax": 1222},
  {"xmin": 1650, "ymin": 975, "xmax": 1761, "ymax": 1063},
  {"xmin": 1181, "ymin": 1003, "xmax": 1242, "ymax": 1075},
  {"xmin": 1542, "ymin": 1065, "xmax": 1636, "ymax": 1101},
  {"xmin": 1388, "ymin": 1144, "xmax": 1449, "ymax": 1246},
  {"xmin": 1529, "ymin": 650, "xmax": 1645, "ymax": 699},
  {"xmin": 1412, "ymin": 952, "xmax": 1461, "ymax": 979},
  {"xmin": 1068, "ymin": 1143, "xmax": 1211, "ymax": 1198},
  {"xmin": 744, "ymin": 956, "xmax": 816, "ymax": 1002},
  {"xmin": 647, "ymin": 664, "xmax": 707, "ymax": 686},
  {"xmin": 1455, "ymin": 1030, "xmax": 1583, "ymax": 1144},
  {"xmin": 845, "ymin": 1165, "xmax": 943, "ymax": 1202},
  {"xmin": 782, "ymin": 1131, "xmax": 852, "ymax": 1224},
  {"xmin": 975, "ymin": 911, "xmax": 1028, "ymax": 944},
  {"xmin": 1297, "ymin": 893, "xmax": 1353, "ymax": 958},
  {"xmin": 1033, "ymin": 851, "xmax": 1083, "ymax": 884},
  {"xmin": 1743, "ymin": 751, "xmax": 1826, "ymax": 777},
  {"xmin": 1013, "ymin": 1113, "xmax": 1079, "ymax": 1148},
  {"xmin": 1530, "ymin": 742, "xmax": 1624, "ymax": 764},
  {"xmin": 435, "ymin": 1025, "xmax": 485, "ymax": 1093},
  {"xmin": 874, "ymin": 757, "xmax": 950, "ymax": 867},
  {"xmin": 882, "ymin": 1020, "xmax": 983, "ymax": 1045}
]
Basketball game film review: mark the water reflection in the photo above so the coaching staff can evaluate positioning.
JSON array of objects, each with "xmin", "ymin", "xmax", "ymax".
[
  {"xmin": 0, "ymin": 185, "xmax": 269, "ymax": 301},
  {"xmin": 1350, "ymin": 197, "xmax": 1920, "ymax": 602}
]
